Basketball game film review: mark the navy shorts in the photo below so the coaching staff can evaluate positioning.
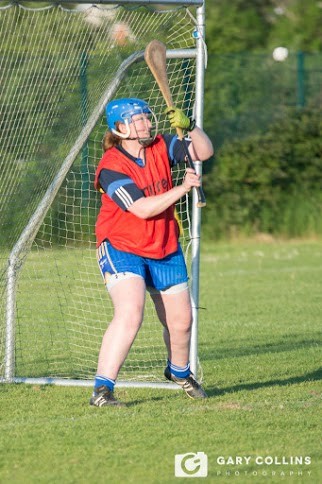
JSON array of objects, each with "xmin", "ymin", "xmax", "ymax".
[{"xmin": 97, "ymin": 240, "xmax": 188, "ymax": 292}]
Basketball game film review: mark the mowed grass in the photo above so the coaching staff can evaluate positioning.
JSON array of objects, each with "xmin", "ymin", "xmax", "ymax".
[{"xmin": 0, "ymin": 239, "xmax": 321, "ymax": 483}]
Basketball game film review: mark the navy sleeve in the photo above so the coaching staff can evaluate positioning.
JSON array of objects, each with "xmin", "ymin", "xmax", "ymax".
[
  {"xmin": 163, "ymin": 134, "xmax": 192, "ymax": 167},
  {"xmin": 99, "ymin": 169, "xmax": 144, "ymax": 211}
]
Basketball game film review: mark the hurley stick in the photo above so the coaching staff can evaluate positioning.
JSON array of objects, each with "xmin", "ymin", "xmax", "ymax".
[{"xmin": 144, "ymin": 40, "xmax": 206, "ymax": 207}]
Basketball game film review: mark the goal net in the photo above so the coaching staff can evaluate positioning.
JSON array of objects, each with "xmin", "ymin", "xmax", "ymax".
[{"xmin": 0, "ymin": 1, "xmax": 205, "ymax": 386}]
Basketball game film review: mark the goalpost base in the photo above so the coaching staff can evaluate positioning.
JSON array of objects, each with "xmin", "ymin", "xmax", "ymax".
[{"xmin": 0, "ymin": 377, "xmax": 179, "ymax": 390}]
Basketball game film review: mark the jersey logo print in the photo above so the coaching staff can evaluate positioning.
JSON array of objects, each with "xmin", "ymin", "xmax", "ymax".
[{"xmin": 142, "ymin": 178, "xmax": 169, "ymax": 196}]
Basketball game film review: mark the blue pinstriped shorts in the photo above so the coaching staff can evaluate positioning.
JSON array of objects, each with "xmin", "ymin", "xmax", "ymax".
[{"xmin": 97, "ymin": 240, "xmax": 188, "ymax": 291}]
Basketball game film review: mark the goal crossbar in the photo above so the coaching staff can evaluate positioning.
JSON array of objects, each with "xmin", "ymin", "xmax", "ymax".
[{"xmin": 30, "ymin": 0, "xmax": 204, "ymax": 5}]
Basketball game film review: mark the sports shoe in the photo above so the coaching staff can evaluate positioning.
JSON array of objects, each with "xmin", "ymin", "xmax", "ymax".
[
  {"xmin": 90, "ymin": 385, "xmax": 125, "ymax": 407},
  {"xmin": 164, "ymin": 367, "xmax": 208, "ymax": 399}
]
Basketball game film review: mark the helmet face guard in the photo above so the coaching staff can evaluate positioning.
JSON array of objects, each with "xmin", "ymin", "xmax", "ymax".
[{"xmin": 105, "ymin": 98, "xmax": 157, "ymax": 146}]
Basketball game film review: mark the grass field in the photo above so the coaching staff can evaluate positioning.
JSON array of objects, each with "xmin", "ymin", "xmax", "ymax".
[{"xmin": 0, "ymin": 239, "xmax": 321, "ymax": 483}]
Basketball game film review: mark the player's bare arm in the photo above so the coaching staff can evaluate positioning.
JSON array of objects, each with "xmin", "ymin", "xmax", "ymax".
[{"xmin": 188, "ymin": 126, "xmax": 214, "ymax": 162}]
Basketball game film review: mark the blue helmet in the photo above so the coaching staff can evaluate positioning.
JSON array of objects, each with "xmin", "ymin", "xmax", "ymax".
[{"xmin": 105, "ymin": 98, "xmax": 151, "ymax": 130}]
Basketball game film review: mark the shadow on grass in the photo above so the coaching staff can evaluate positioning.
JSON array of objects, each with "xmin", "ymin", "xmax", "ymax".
[
  {"xmin": 123, "ymin": 395, "xmax": 166, "ymax": 406},
  {"xmin": 199, "ymin": 334, "xmax": 321, "ymax": 362},
  {"xmin": 206, "ymin": 367, "xmax": 322, "ymax": 397}
]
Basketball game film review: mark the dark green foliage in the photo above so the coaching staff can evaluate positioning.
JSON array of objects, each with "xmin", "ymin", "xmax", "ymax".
[
  {"xmin": 206, "ymin": 0, "xmax": 322, "ymax": 54},
  {"xmin": 204, "ymin": 51, "xmax": 322, "ymax": 153},
  {"xmin": 206, "ymin": 0, "xmax": 273, "ymax": 54},
  {"xmin": 203, "ymin": 108, "xmax": 322, "ymax": 238}
]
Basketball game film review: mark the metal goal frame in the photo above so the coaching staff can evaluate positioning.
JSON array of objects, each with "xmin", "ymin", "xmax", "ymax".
[{"xmin": 2, "ymin": 0, "xmax": 207, "ymax": 389}]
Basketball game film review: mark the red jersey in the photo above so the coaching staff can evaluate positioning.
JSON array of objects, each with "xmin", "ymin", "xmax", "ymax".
[{"xmin": 94, "ymin": 135, "xmax": 179, "ymax": 259}]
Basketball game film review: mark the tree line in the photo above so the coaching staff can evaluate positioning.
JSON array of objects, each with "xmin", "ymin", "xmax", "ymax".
[{"xmin": 203, "ymin": 0, "xmax": 322, "ymax": 238}]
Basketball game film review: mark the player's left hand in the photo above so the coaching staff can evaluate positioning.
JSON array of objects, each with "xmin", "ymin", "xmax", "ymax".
[{"xmin": 164, "ymin": 106, "xmax": 193, "ymax": 130}]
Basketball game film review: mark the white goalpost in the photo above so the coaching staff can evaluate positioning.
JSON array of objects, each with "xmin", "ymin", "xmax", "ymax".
[{"xmin": 0, "ymin": 0, "xmax": 206, "ymax": 388}]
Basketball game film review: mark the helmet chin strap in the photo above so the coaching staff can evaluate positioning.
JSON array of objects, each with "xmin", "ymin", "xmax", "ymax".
[
  {"xmin": 119, "ymin": 135, "xmax": 154, "ymax": 147},
  {"xmin": 138, "ymin": 137, "xmax": 154, "ymax": 147}
]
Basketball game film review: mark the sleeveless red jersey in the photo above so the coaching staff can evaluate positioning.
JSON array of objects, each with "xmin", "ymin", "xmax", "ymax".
[{"xmin": 94, "ymin": 135, "xmax": 179, "ymax": 259}]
